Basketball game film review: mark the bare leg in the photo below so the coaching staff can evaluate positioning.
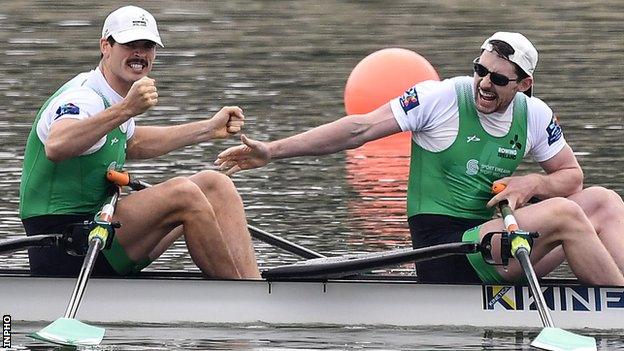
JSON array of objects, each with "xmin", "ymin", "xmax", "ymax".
[
  {"xmin": 568, "ymin": 186, "xmax": 624, "ymax": 274},
  {"xmin": 533, "ymin": 245, "xmax": 564, "ymax": 277},
  {"xmin": 188, "ymin": 170, "xmax": 260, "ymax": 278},
  {"xmin": 112, "ymin": 176, "xmax": 249, "ymax": 278},
  {"xmin": 532, "ymin": 187, "xmax": 624, "ymax": 277},
  {"xmin": 479, "ymin": 197, "xmax": 624, "ymax": 285}
]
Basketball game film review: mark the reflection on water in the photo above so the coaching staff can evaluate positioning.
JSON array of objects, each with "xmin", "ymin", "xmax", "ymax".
[{"xmin": 0, "ymin": 1, "xmax": 623, "ymax": 277}]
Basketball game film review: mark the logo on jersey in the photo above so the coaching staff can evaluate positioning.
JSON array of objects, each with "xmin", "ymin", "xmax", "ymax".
[
  {"xmin": 497, "ymin": 134, "xmax": 522, "ymax": 159},
  {"xmin": 466, "ymin": 159, "xmax": 479, "ymax": 175},
  {"xmin": 509, "ymin": 134, "xmax": 522, "ymax": 149},
  {"xmin": 107, "ymin": 162, "xmax": 118, "ymax": 171},
  {"xmin": 399, "ymin": 87, "xmax": 420, "ymax": 113},
  {"xmin": 497, "ymin": 147, "xmax": 518, "ymax": 159},
  {"xmin": 467, "ymin": 159, "xmax": 513, "ymax": 177},
  {"xmin": 467, "ymin": 135, "xmax": 481, "ymax": 143},
  {"xmin": 547, "ymin": 114, "xmax": 562, "ymax": 146},
  {"xmin": 54, "ymin": 103, "xmax": 80, "ymax": 120}
]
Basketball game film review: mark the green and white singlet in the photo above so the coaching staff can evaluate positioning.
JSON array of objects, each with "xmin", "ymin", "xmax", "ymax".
[
  {"xmin": 390, "ymin": 76, "xmax": 566, "ymax": 283},
  {"xmin": 20, "ymin": 67, "xmax": 134, "ymax": 219},
  {"xmin": 391, "ymin": 76, "xmax": 566, "ymax": 219},
  {"xmin": 19, "ymin": 67, "xmax": 146, "ymax": 275}
]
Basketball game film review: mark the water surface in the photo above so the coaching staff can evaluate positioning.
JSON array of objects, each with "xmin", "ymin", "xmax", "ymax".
[{"xmin": 1, "ymin": 1, "xmax": 622, "ymax": 349}]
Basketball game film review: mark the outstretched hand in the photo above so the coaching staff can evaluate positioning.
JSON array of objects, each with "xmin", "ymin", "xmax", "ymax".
[
  {"xmin": 209, "ymin": 106, "xmax": 245, "ymax": 139},
  {"xmin": 215, "ymin": 134, "xmax": 270, "ymax": 176}
]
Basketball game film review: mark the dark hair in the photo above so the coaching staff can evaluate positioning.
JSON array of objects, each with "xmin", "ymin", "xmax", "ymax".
[
  {"xmin": 100, "ymin": 36, "xmax": 116, "ymax": 59},
  {"xmin": 484, "ymin": 39, "xmax": 529, "ymax": 80}
]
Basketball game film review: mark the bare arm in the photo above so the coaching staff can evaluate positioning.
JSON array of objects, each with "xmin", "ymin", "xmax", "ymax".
[
  {"xmin": 269, "ymin": 103, "xmax": 400, "ymax": 159},
  {"xmin": 534, "ymin": 144, "xmax": 584, "ymax": 196},
  {"xmin": 126, "ymin": 106, "xmax": 245, "ymax": 159},
  {"xmin": 488, "ymin": 144, "xmax": 583, "ymax": 209},
  {"xmin": 45, "ymin": 77, "xmax": 157, "ymax": 162},
  {"xmin": 215, "ymin": 103, "xmax": 402, "ymax": 175}
]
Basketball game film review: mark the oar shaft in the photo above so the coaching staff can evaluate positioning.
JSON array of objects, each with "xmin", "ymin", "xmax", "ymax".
[
  {"xmin": 63, "ymin": 189, "xmax": 119, "ymax": 319},
  {"xmin": 64, "ymin": 237, "xmax": 103, "ymax": 318},
  {"xmin": 0, "ymin": 234, "xmax": 61, "ymax": 255},
  {"xmin": 497, "ymin": 200, "xmax": 555, "ymax": 329},
  {"xmin": 515, "ymin": 247, "xmax": 554, "ymax": 327},
  {"xmin": 247, "ymin": 224, "xmax": 325, "ymax": 259}
]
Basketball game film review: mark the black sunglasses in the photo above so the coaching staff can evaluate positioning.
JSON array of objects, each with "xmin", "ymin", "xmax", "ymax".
[{"xmin": 473, "ymin": 58, "xmax": 519, "ymax": 86}]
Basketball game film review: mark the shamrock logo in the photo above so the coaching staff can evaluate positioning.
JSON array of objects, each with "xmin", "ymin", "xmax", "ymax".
[{"xmin": 510, "ymin": 134, "xmax": 522, "ymax": 149}]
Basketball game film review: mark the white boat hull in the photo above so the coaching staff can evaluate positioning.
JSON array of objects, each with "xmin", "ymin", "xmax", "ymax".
[{"xmin": 2, "ymin": 271, "xmax": 623, "ymax": 330}]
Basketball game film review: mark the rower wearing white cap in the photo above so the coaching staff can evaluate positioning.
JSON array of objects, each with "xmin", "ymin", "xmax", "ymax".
[
  {"xmin": 102, "ymin": 5, "xmax": 164, "ymax": 47},
  {"xmin": 216, "ymin": 32, "xmax": 624, "ymax": 285},
  {"xmin": 20, "ymin": 6, "xmax": 260, "ymax": 279}
]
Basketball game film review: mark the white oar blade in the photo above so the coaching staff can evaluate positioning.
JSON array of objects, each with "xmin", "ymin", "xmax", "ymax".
[
  {"xmin": 29, "ymin": 317, "xmax": 105, "ymax": 346},
  {"xmin": 531, "ymin": 327, "xmax": 596, "ymax": 351}
]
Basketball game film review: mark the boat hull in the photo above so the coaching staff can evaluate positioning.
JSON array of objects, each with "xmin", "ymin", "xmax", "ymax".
[{"xmin": 2, "ymin": 271, "xmax": 622, "ymax": 330}]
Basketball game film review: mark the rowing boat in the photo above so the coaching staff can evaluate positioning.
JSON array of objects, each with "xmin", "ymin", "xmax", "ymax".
[{"xmin": 2, "ymin": 269, "xmax": 622, "ymax": 330}]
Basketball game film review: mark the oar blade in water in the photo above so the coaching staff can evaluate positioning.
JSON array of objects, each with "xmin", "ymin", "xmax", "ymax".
[
  {"xmin": 29, "ymin": 317, "xmax": 105, "ymax": 346},
  {"xmin": 530, "ymin": 327, "xmax": 596, "ymax": 351}
]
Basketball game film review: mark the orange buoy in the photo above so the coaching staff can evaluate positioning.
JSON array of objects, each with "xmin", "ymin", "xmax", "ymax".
[
  {"xmin": 344, "ymin": 48, "xmax": 439, "ymax": 239},
  {"xmin": 344, "ymin": 48, "xmax": 439, "ymax": 115}
]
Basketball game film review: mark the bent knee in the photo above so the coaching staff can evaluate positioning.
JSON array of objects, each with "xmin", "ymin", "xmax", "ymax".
[
  {"xmin": 582, "ymin": 186, "xmax": 623, "ymax": 205},
  {"xmin": 162, "ymin": 176, "xmax": 206, "ymax": 206},
  {"xmin": 193, "ymin": 170, "xmax": 239, "ymax": 195},
  {"xmin": 540, "ymin": 197, "xmax": 587, "ymax": 224},
  {"xmin": 573, "ymin": 186, "xmax": 624, "ymax": 216}
]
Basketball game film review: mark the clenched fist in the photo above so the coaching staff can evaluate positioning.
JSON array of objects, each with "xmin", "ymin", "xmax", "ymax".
[
  {"xmin": 122, "ymin": 76, "xmax": 158, "ymax": 117},
  {"xmin": 209, "ymin": 106, "xmax": 245, "ymax": 139}
]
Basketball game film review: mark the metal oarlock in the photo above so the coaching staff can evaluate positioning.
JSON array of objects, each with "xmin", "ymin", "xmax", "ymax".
[
  {"xmin": 480, "ymin": 229, "xmax": 539, "ymax": 266},
  {"xmin": 87, "ymin": 218, "xmax": 120, "ymax": 251}
]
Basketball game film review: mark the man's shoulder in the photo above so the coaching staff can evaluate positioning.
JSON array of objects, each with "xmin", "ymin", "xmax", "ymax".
[
  {"xmin": 409, "ymin": 77, "xmax": 461, "ymax": 103},
  {"xmin": 50, "ymin": 87, "xmax": 104, "ymax": 110},
  {"xmin": 41, "ymin": 84, "xmax": 106, "ymax": 123},
  {"xmin": 418, "ymin": 76, "xmax": 472, "ymax": 102},
  {"xmin": 417, "ymin": 76, "xmax": 461, "ymax": 90},
  {"xmin": 525, "ymin": 95, "xmax": 551, "ymax": 111},
  {"xmin": 525, "ymin": 95, "xmax": 554, "ymax": 124}
]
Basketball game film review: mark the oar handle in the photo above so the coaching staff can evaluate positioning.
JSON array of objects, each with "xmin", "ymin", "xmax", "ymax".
[
  {"xmin": 107, "ymin": 170, "xmax": 150, "ymax": 190},
  {"xmin": 106, "ymin": 170, "xmax": 130, "ymax": 186},
  {"xmin": 492, "ymin": 183, "xmax": 532, "ymax": 255},
  {"xmin": 491, "ymin": 183, "xmax": 520, "ymax": 232}
]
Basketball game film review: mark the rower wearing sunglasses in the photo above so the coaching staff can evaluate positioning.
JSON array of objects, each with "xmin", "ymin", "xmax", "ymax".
[{"xmin": 217, "ymin": 31, "xmax": 624, "ymax": 285}]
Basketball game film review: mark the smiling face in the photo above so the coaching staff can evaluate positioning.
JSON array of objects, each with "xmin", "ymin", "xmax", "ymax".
[
  {"xmin": 99, "ymin": 38, "xmax": 157, "ymax": 96},
  {"xmin": 473, "ymin": 50, "xmax": 532, "ymax": 114}
]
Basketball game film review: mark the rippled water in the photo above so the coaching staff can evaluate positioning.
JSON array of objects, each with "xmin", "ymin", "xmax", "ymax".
[
  {"xmin": 1, "ymin": 1, "xmax": 623, "ymax": 349},
  {"xmin": 9, "ymin": 322, "xmax": 624, "ymax": 351}
]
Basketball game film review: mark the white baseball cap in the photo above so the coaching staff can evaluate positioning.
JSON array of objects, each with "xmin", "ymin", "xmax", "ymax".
[
  {"xmin": 481, "ymin": 32, "xmax": 537, "ymax": 96},
  {"xmin": 481, "ymin": 32, "xmax": 537, "ymax": 76},
  {"xmin": 102, "ymin": 6, "xmax": 164, "ymax": 47}
]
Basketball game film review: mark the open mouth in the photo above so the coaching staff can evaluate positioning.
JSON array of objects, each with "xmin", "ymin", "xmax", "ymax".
[
  {"xmin": 478, "ymin": 86, "xmax": 497, "ymax": 102},
  {"xmin": 127, "ymin": 59, "xmax": 148, "ymax": 72}
]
